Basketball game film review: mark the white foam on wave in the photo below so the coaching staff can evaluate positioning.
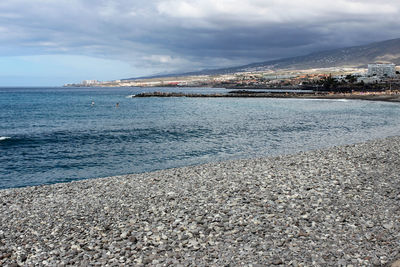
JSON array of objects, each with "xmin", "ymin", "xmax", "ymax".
[
  {"xmin": 0, "ymin": 136, "xmax": 11, "ymax": 141},
  {"xmin": 295, "ymin": 98, "xmax": 350, "ymax": 102}
]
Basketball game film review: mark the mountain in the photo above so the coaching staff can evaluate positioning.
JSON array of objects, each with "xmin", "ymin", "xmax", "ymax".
[
  {"xmin": 126, "ymin": 38, "xmax": 400, "ymax": 79},
  {"xmin": 239, "ymin": 38, "xmax": 400, "ymax": 71}
]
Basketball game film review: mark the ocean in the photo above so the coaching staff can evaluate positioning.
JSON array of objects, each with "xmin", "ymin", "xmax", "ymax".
[{"xmin": 1, "ymin": 87, "xmax": 400, "ymax": 189}]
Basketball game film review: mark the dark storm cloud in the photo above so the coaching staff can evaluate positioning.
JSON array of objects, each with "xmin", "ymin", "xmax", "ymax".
[{"xmin": 1, "ymin": 0, "xmax": 399, "ymax": 74}]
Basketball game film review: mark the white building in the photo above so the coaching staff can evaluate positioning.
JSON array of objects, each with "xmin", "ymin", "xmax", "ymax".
[
  {"xmin": 367, "ymin": 63, "xmax": 396, "ymax": 78},
  {"xmin": 82, "ymin": 80, "xmax": 98, "ymax": 85}
]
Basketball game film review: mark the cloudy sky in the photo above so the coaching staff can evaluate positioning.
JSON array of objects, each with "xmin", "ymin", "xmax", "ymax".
[{"xmin": 0, "ymin": 0, "xmax": 399, "ymax": 86}]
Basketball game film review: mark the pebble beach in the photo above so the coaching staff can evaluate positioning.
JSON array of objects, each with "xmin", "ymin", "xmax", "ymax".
[{"xmin": 1, "ymin": 137, "xmax": 400, "ymax": 266}]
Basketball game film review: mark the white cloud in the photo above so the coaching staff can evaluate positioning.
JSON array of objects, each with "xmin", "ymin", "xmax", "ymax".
[
  {"xmin": 0, "ymin": 0, "xmax": 400, "ymax": 84},
  {"xmin": 144, "ymin": 55, "xmax": 175, "ymax": 64},
  {"xmin": 157, "ymin": 0, "xmax": 398, "ymax": 27},
  {"xmin": 141, "ymin": 54, "xmax": 196, "ymax": 70}
]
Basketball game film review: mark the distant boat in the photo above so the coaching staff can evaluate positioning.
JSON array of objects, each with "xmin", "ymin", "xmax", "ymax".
[{"xmin": 125, "ymin": 94, "xmax": 136, "ymax": 98}]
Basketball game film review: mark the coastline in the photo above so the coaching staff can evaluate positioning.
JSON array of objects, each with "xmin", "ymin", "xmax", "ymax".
[
  {"xmin": 133, "ymin": 91, "xmax": 400, "ymax": 103},
  {"xmin": 1, "ymin": 137, "xmax": 400, "ymax": 265}
]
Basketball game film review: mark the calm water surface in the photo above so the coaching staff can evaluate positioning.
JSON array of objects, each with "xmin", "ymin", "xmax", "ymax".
[{"xmin": 1, "ymin": 87, "xmax": 400, "ymax": 189}]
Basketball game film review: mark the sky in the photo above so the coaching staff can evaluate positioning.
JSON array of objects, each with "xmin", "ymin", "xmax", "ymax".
[{"xmin": 0, "ymin": 0, "xmax": 399, "ymax": 86}]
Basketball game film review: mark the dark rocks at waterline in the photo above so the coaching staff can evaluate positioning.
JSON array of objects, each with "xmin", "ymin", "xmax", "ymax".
[
  {"xmin": 1, "ymin": 137, "xmax": 400, "ymax": 266},
  {"xmin": 132, "ymin": 91, "xmax": 323, "ymax": 98},
  {"xmin": 133, "ymin": 90, "xmax": 400, "ymax": 102}
]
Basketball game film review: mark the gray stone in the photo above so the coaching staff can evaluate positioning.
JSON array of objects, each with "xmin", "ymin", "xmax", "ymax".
[{"xmin": 1, "ymin": 136, "xmax": 400, "ymax": 265}]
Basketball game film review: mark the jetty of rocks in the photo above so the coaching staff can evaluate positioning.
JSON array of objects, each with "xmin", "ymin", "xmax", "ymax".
[{"xmin": 133, "ymin": 90, "xmax": 400, "ymax": 102}]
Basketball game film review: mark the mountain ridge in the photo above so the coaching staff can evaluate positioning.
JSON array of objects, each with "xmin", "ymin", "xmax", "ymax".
[{"xmin": 125, "ymin": 38, "xmax": 400, "ymax": 80}]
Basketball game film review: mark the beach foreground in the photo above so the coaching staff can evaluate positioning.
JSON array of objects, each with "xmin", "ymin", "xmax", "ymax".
[{"xmin": 1, "ymin": 138, "xmax": 400, "ymax": 266}]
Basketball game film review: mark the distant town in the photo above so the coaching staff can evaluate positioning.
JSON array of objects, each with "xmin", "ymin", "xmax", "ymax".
[{"xmin": 65, "ymin": 63, "xmax": 400, "ymax": 93}]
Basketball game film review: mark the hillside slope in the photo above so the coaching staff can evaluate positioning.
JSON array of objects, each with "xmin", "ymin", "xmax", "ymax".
[{"xmin": 127, "ymin": 38, "xmax": 400, "ymax": 79}]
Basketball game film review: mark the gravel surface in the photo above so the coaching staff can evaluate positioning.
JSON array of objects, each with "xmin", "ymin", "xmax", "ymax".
[{"xmin": 1, "ymin": 136, "xmax": 400, "ymax": 266}]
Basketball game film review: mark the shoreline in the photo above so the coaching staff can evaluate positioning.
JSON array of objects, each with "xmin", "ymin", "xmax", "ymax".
[
  {"xmin": 1, "ymin": 137, "xmax": 400, "ymax": 265},
  {"xmin": 133, "ymin": 91, "xmax": 400, "ymax": 103}
]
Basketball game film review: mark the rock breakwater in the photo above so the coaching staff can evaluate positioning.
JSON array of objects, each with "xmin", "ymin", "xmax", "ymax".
[
  {"xmin": 1, "ymin": 137, "xmax": 400, "ymax": 266},
  {"xmin": 134, "ymin": 90, "xmax": 400, "ymax": 102}
]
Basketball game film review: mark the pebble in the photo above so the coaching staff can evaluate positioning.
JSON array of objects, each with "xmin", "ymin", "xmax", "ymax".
[
  {"xmin": 1, "ymin": 136, "xmax": 400, "ymax": 265},
  {"xmin": 365, "ymin": 221, "xmax": 374, "ymax": 228},
  {"xmin": 391, "ymin": 259, "xmax": 400, "ymax": 267}
]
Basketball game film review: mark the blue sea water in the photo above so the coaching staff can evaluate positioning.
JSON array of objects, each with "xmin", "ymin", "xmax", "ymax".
[{"xmin": 1, "ymin": 86, "xmax": 400, "ymax": 189}]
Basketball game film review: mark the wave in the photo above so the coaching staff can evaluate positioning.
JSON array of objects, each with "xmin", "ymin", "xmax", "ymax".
[
  {"xmin": 0, "ymin": 126, "xmax": 213, "ymax": 148},
  {"xmin": 296, "ymin": 98, "xmax": 350, "ymax": 102}
]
